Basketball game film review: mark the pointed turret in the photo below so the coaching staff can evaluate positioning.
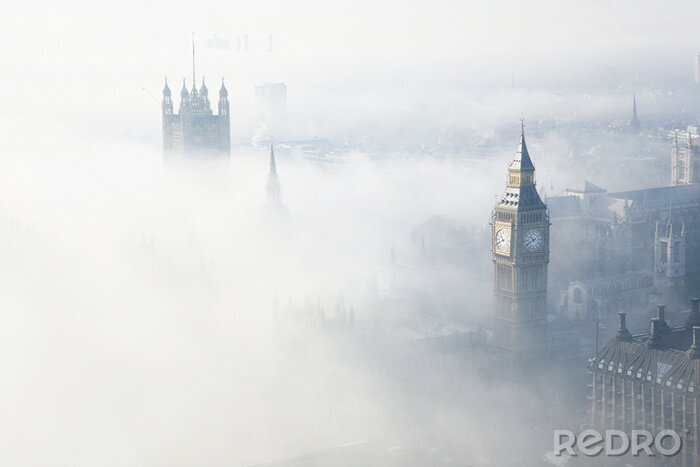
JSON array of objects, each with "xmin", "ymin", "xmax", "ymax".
[
  {"xmin": 162, "ymin": 77, "xmax": 171, "ymax": 97},
  {"xmin": 199, "ymin": 77, "xmax": 208, "ymax": 97},
  {"xmin": 162, "ymin": 78, "xmax": 173, "ymax": 117},
  {"xmin": 180, "ymin": 79, "xmax": 189, "ymax": 99},
  {"xmin": 218, "ymin": 77, "xmax": 230, "ymax": 118},
  {"xmin": 219, "ymin": 77, "xmax": 228, "ymax": 98}
]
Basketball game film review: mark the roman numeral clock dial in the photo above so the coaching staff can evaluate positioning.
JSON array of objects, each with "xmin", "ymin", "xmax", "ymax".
[
  {"xmin": 496, "ymin": 228, "xmax": 511, "ymax": 253},
  {"xmin": 524, "ymin": 229, "xmax": 543, "ymax": 252}
]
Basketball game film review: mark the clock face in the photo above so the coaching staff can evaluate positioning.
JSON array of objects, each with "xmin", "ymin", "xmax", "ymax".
[
  {"xmin": 495, "ymin": 229, "xmax": 511, "ymax": 252},
  {"xmin": 524, "ymin": 229, "xmax": 544, "ymax": 252}
]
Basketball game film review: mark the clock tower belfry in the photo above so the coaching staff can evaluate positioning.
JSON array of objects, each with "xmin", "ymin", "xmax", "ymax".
[{"xmin": 492, "ymin": 122, "xmax": 550, "ymax": 360}]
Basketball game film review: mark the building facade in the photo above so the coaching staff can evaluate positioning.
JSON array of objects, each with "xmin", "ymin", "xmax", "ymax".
[
  {"xmin": 564, "ymin": 272, "xmax": 654, "ymax": 321},
  {"xmin": 162, "ymin": 77, "xmax": 230, "ymax": 160},
  {"xmin": 590, "ymin": 299, "xmax": 700, "ymax": 466},
  {"xmin": 491, "ymin": 124, "xmax": 550, "ymax": 360},
  {"xmin": 672, "ymin": 126, "xmax": 700, "ymax": 186}
]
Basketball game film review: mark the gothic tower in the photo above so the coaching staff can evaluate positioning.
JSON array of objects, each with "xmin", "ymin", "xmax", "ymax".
[
  {"xmin": 654, "ymin": 216, "xmax": 686, "ymax": 297},
  {"xmin": 492, "ymin": 122, "xmax": 550, "ymax": 361},
  {"xmin": 162, "ymin": 78, "xmax": 174, "ymax": 153},
  {"xmin": 672, "ymin": 126, "xmax": 700, "ymax": 185},
  {"xmin": 161, "ymin": 36, "xmax": 231, "ymax": 161},
  {"xmin": 218, "ymin": 79, "xmax": 231, "ymax": 155}
]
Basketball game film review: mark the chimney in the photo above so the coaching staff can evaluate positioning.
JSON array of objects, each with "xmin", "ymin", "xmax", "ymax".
[
  {"xmin": 686, "ymin": 298, "xmax": 700, "ymax": 330},
  {"xmin": 656, "ymin": 304, "xmax": 670, "ymax": 334},
  {"xmin": 687, "ymin": 327, "xmax": 700, "ymax": 359},
  {"xmin": 647, "ymin": 318, "xmax": 664, "ymax": 349},
  {"xmin": 616, "ymin": 312, "xmax": 633, "ymax": 342}
]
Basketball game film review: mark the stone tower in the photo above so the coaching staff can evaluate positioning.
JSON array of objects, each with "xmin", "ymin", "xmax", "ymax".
[
  {"xmin": 672, "ymin": 126, "xmax": 700, "ymax": 185},
  {"xmin": 492, "ymin": 122, "xmax": 550, "ymax": 361},
  {"xmin": 162, "ymin": 37, "xmax": 230, "ymax": 161},
  {"xmin": 654, "ymin": 216, "xmax": 686, "ymax": 297}
]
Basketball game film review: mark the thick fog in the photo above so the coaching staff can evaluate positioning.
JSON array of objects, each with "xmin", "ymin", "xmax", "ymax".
[{"xmin": 1, "ymin": 1, "xmax": 699, "ymax": 466}]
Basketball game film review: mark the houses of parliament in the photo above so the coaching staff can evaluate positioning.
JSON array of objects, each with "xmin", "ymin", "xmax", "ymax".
[{"xmin": 161, "ymin": 41, "xmax": 230, "ymax": 160}]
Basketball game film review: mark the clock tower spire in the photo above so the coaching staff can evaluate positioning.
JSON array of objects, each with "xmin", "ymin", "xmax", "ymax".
[{"xmin": 492, "ymin": 120, "xmax": 550, "ymax": 363}]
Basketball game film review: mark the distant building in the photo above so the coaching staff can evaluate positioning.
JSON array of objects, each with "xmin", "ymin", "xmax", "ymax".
[
  {"xmin": 162, "ymin": 39, "xmax": 230, "ymax": 161},
  {"xmin": 255, "ymin": 82, "xmax": 287, "ymax": 136},
  {"xmin": 564, "ymin": 272, "xmax": 654, "ymax": 321},
  {"xmin": 162, "ymin": 78, "xmax": 230, "ymax": 160},
  {"xmin": 672, "ymin": 126, "xmax": 700, "ymax": 186},
  {"xmin": 589, "ymin": 299, "xmax": 700, "ymax": 466},
  {"xmin": 631, "ymin": 94, "xmax": 640, "ymax": 133},
  {"xmin": 204, "ymin": 35, "xmax": 229, "ymax": 50},
  {"xmin": 491, "ymin": 122, "xmax": 550, "ymax": 365},
  {"xmin": 547, "ymin": 182, "xmax": 700, "ymax": 301}
]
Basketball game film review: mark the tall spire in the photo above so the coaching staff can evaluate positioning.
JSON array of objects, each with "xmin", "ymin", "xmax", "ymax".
[
  {"xmin": 631, "ymin": 93, "xmax": 640, "ymax": 133},
  {"xmin": 269, "ymin": 142, "xmax": 277, "ymax": 176},
  {"xmin": 266, "ymin": 142, "xmax": 283, "ymax": 209}
]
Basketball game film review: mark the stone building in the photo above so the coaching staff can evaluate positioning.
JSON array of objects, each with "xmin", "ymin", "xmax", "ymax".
[
  {"xmin": 564, "ymin": 272, "xmax": 654, "ymax": 321},
  {"xmin": 491, "ymin": 122, "xmax": 550, "ymax": 365},
  {"xmin": 547, "ymin": 182, "xmax": 700, "ymax": 303},
  {"xmin": 672, "ymin": 125, "xmax": 700, "ymax": 186},
  {"xmin": 589, "ymin": 299, "xmax": 700, "ymax": 466},
  {"xmin": 162, "ymin": 76, "xmax": 230, "ymax": 160}
]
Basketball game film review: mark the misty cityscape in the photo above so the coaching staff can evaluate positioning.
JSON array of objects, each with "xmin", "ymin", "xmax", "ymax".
[{"xmin": 3, "ymin": 1, "xmax": 700, "ymax": 466}]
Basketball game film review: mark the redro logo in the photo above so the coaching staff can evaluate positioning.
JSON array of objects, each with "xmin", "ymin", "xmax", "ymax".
[{"xmin": 554, "ymin": 429, "xmax": 682, "ymax": 457}]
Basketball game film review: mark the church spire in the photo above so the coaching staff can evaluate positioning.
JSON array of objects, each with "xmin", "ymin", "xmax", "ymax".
[
  {"xmin": 266, "ymin": 142, "xmax": 283, "ymax": 209},
  {"xmin": 631, "ymin": 93, "xmax": 640, "ymax": 133},
  {"xmin": 269, "ymin": 142, "xmax": 278, "ymax": 176}
]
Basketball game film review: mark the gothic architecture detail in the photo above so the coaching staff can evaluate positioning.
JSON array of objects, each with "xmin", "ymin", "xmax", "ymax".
[
  {"xmin": 162, "ymin": 40, "xmax": 230, "ymax": 160},
  {"xmin": 590, "ymin": 299, "xmax": 700, "ymax": 467},
  {"xmin": 492, "ymin": 123, "xmax": 550, "ymax": 359},
  {"xmin": 672, "ymin": 125, "xmax": 700, "ymax": 186},
  {"xmin": 654, "ymin": 216, "xmax": 686, "ymax": 294}
]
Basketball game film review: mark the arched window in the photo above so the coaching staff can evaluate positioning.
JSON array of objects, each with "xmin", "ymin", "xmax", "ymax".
[{"xmin": 573, "ymin": 288, "xmax": 582, "ymax": 304}]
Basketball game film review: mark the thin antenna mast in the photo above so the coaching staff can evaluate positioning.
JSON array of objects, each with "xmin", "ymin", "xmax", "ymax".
[{"xmin": 192, "ymin": 32, "xmax": 196, "ymax": 87}]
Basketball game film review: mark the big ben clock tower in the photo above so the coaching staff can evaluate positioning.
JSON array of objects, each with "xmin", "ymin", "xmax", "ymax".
[{"xmin": 492, "ymin": 121, "xmax": 549, "ymax": 361}]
